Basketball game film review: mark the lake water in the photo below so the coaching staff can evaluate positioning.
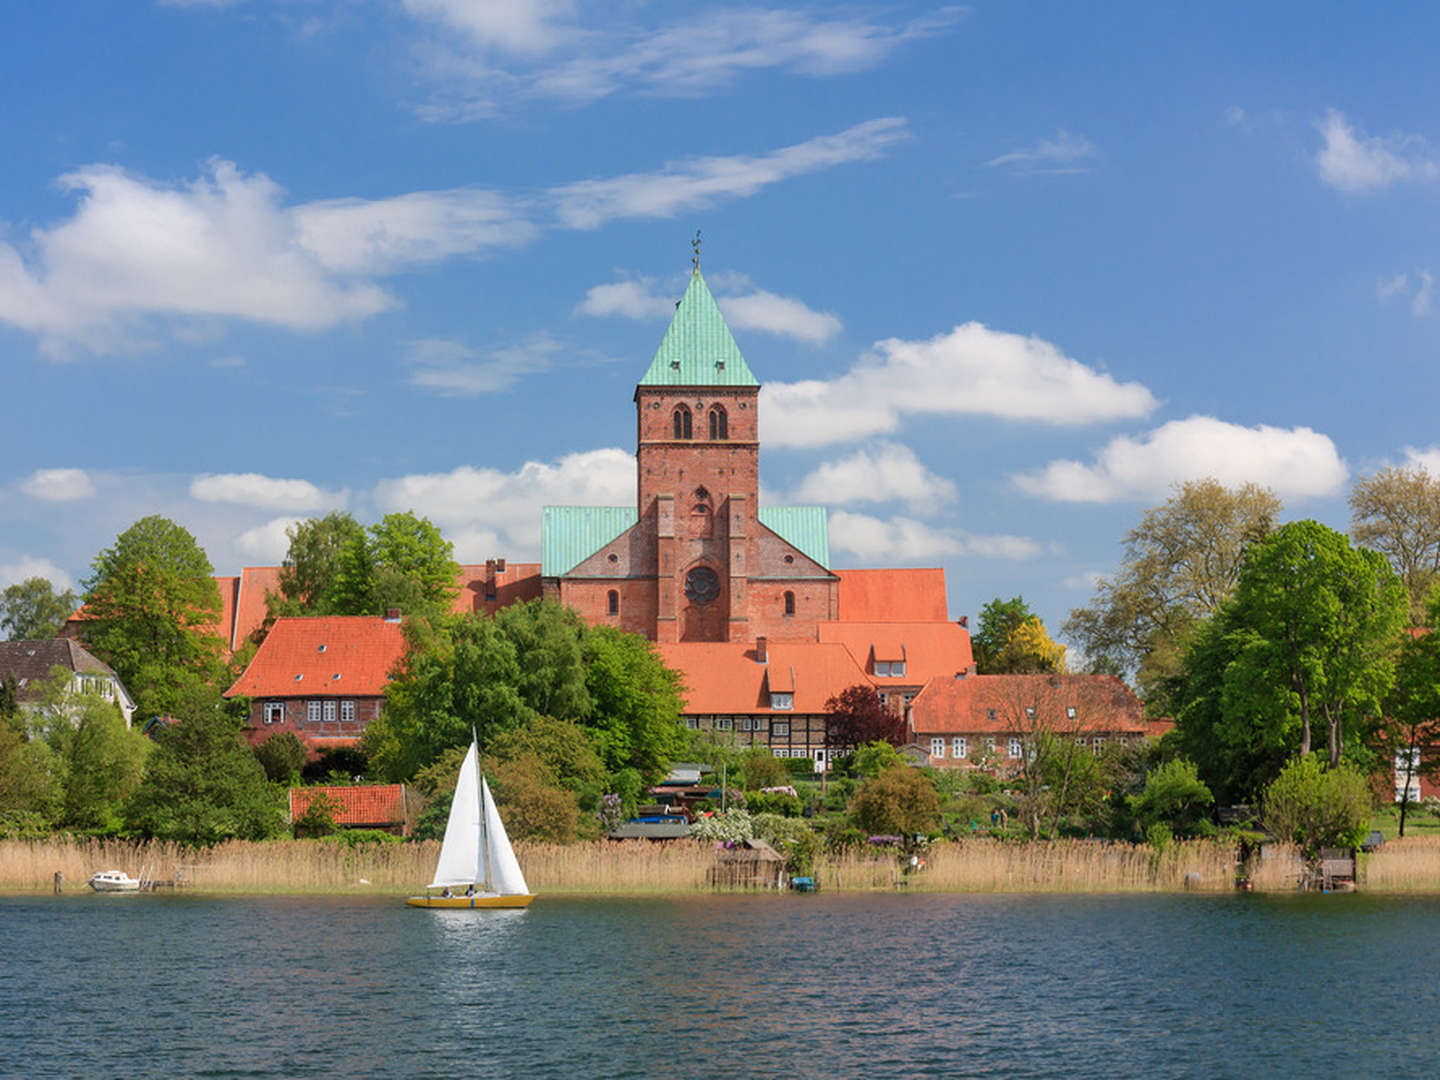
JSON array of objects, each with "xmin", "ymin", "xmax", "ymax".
[{"xmin": 2, "ymin": 890, "xmax": 1437, "ymax": 1077}]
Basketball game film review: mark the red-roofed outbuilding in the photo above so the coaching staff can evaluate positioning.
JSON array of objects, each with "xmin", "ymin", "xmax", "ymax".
[{"xmin": 289, "ymin": 784, "xmax": 410, "ymax": 835}]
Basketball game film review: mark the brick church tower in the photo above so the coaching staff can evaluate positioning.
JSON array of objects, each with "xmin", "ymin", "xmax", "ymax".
[{"xmin": 542, "ymin": 267, "xmax": 837, "ymax": 642}]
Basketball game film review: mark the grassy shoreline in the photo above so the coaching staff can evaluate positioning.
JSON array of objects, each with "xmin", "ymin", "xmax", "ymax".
[{"xmin": 15, "ymin": 835, "xmax": 1440, "ymax": 896}]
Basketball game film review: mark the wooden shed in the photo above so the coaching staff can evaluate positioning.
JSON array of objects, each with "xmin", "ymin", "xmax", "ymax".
[{"xmin": 708, "ymin": 839, "xmax": 786, "ymax": 890}]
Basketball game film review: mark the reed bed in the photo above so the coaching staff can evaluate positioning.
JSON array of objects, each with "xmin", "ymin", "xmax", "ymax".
[
  {"xmin": 22, "ymin": 834, "xmax": 1440, "ymax": 896},
  {"xmin": 1362, "ymin": 836, "xmax": 1440, "ymax": 892}
]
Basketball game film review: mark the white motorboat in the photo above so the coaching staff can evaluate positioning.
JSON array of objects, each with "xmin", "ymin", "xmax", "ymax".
[{"xmin": 87, "ymin": 869, "xmax": 142, "ymax": 893}]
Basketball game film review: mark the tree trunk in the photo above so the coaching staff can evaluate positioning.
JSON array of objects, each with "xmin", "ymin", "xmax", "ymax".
[{"xmin": 1297, "ymin": 685, "xmax": 1312, "ymax": 758}]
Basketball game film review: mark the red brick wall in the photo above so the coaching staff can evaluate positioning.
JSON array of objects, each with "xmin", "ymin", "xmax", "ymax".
[{"xmin": 243, "ymin": 696, "xmax": 384, "ymax": 756}]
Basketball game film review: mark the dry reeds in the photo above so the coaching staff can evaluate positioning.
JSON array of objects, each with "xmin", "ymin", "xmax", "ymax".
[{"xmin": 1361, "ymin": 836, "xmax": 1440, "ymax": 892}]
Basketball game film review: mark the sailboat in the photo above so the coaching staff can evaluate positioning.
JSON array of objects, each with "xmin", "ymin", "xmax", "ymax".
[{"xmin": 406, "ymin": 738, "xmax": 535, "ymax": 909}]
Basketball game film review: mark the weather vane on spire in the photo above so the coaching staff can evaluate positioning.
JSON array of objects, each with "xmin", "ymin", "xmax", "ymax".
[{"xmin": 691, "ymin": 229, "xmax": 702, "ymax": 272}]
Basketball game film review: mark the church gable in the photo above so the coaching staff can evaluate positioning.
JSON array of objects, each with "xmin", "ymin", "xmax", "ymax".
[{"xmin": 541, "ymin": 506, "xmax": 638, "ymax": 577}]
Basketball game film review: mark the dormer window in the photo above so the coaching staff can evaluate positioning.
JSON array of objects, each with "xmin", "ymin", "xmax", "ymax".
[
  {"xmin": 673, "ymin": 405, "xmax": 693, "ymax": 439},
  {"xmin": 874, "ymin": 659, "xmax": 906, "ymax": 677},
  {"xmin": 770, "ymin": 692, "xmax": 793, "ymax": 710}
]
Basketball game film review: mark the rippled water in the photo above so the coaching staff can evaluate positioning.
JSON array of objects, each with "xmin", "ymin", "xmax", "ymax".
[{"xmin": 2, "ymin": 890, "xmax": 1437, "ymax": 1077}]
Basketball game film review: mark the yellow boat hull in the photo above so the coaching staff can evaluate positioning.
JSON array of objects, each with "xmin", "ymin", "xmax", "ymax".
[{"xmin": 405, "ymin": 894, "xmax": 535, "ymax": 909}]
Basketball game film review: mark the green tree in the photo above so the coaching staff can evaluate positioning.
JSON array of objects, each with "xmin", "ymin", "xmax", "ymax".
[
  {"xmin": 1349, "ymin": 465, "xmax": 1440, "ymax": 622},
  {"xmin": 125, "ymin": 706, "xmax": 285, "ymax": 844},
  {"xmin": 331, "ymin": 511, "xmax": 460, "ymax": 619},
  {"xmin": 272, "ymin": 511, "xmax": 366, "ymax": 615},
  {"xmin": 29, "ymin": 672, "xmax": 149, "ymax": 831},
  {"xmin": 0, "ymin": 714, "xmax": 58, "ymax": 821},
  {"xmin": 1, "ymin": 577, "xmax": 78, "ymax": 640},
  {"xmin": 363, "ymin": 615, "xmax": 530, "ymax": 782},
  {"xmin": 252, "ymin": 732, "xmax": 309, "ymax": 784},
  {"xmin": 1262, "ymin": 755, "xmax": 1372, "ymax": 857},
  {"xmin": 850, "ymin": 766, "xmax": 940, "ymax": 836},
  {"xmin": 583, "ymin": 626, "xmax": 686, "ymax": 780},
  {"xmin": 1128, "ymin": 758, "xmax": 1213, "ymax": 838},
  {"xmin": 487, "ymin": 716, "xmax": 609, "ymax": 806},
  {"xmin": 974, "ymin": 596, "xmax": 1032, "ymax": 673},
  {"xmin": 1225, "ymin": 520, "xmax": 1405, "ymax": 769},
  {"xmin": 494, "ymin": 599, "xmax": 591, "ymax": 722},
  {"xmin": 80, "ymin": 516, "xmax": 226, "ymax": 719},
  {"xmin": 1065, "ymin": 480, "xmax": 1280, "ymax": 700},
  {"xmin": 1380, "ymin": 590, "xmax": 1440, "ymax": 836}
]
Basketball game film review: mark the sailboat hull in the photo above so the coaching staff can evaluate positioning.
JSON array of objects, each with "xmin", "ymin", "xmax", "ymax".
[{"xmin": 405, "ymin": 894, "xmax": 535, "ymax": 909}]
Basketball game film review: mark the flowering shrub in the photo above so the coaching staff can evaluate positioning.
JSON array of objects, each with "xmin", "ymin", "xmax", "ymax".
[
  {"xmin": 689, "ymin": 809, "xmax": 753, "ymax": 843},
  {"xmin": 595, "ymin": 792, "xmax": 625, "ymax": 833}
]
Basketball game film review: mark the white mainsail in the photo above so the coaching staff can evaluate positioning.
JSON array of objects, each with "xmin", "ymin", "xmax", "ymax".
[
  {"xmin": 481, "ymin": 776, "xmax": 529, "ymax": 896},
  {"xmin": 429, "ymin": 740, "xmax": 481, "ymax": 888},
  {"xmin": 426, "ymin": 739, "xmax": 530, "ymax": 896}
]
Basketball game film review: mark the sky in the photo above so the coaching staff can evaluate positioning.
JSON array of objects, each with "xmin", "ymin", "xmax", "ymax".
[{"xmin": 5, "ymin": 1, "xmax": 1440, "ymax": 639}]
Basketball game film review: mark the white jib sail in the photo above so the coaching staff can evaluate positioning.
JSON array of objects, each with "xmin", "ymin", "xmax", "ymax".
[
  {"xmin": 481, "ymin": 776, "xmax": 529, "ymax": 896},
  {"xmin": 429, "ymin": 740, "xmax": 481, "ymax": 888}
]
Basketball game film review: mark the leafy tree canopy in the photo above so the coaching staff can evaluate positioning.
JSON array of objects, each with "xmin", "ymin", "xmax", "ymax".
[
  {"xmin": 850, "ymin": 766, "xmax": 939, "ymax": 836},
  {"xmin": 1127, "ymin": 758, "xmax": 1213, "ymax": 837},
  {"xmin": 125, "ymin": 702, "xmax": 284, "ymax": 844},
  {"xmin": 582, "ymin": 625, "xmax": 685, "ymax": 781},
  {"xmin": 1379, "ymin": 589, "xmax": 1440, "ymax": 835},
  {"xmin": 1, "ymin": 577, "xmax": 78, "ymax": 641},
  {"xmin": 331, "ymin": 511, "xmax": 460, "ymax": 619},
  {"xmin": 272, "ymin": 511, "xmax": 366, "ymax": 616},
  {"xmin": 1262, "ymin": 755, "xmax": 1372, "ymax": 856},
  {"xmin": 81, "ymin": 515, "xmax": 226, "ymax": 719},
  {"xmin": 252, "ymin": 731, "xmax": 309, "ymax": 784},
  {"xmin": 824, "ymin": 684, "xmax": 904, "ymax": 756},
  {"xmin": 1349, "ymin": 465, "xmax": 1440, "ymax": 622},
  {"xmin": 1065, "ymin": 479, "xmax": 1280, "ymax": 701},
  {"xmin": 494, "ymin": 599, "xmax": 592, "ymax": 722}
]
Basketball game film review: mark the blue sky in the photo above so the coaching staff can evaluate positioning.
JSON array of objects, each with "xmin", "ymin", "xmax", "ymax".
[{"xmin": 5, "ymin": 1, "xmax": 1440, "ymax": 640}]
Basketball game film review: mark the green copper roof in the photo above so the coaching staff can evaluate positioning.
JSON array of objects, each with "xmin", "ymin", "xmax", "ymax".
[
  {"xmin": 638, "ymin": 270, "xmax": 759, "ymax": 387},
  {"xmin": 542, "ymin": 506, "xmax": 638, "ymax": 577},
  {"xmin": 758, "ymin": 506, "xmax": 830, "ymax": 570}
]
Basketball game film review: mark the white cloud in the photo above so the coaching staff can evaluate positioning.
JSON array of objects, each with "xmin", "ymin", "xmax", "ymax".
[
  {"xmin": 292, "ymin": 188, "xmax": 535, "ymax": 275},
  {"xmin": 986, "ymin": 130, "xmax": 1096, "ymax": 171},
  {"xmin": 234, "ymin": 516, "xmax": 304, "ymax": 561},
  {"xmin": 1013, "ymin": 416, "xmax": 1348, "ymax": 503},
  {"xmin": 372, "ymin": 448, "xmax": 636, "ymax": 559},
  {"xmin": 189, "ymin": 473, "xmax": 345, "ymax": 511},
  {"xmin": 1378, "ymin": 272, "xmax": 1410, "ymax": 299},
  {"xmin": 1314, "ymin": 109, "xmax": 1440, "ymax": 193},
  {"xmin": 550, "ymin": 117, "xmax": 910, "ymax": 229},
  {"xmin": 1403, "ymin": 445, "xmax": 1440, "ymax": 474},
  {"xmin": 210, "ymin": 354, "xmax": 247, "ymax": 369},
  {"xmin": 405, "ymin": 4, "xmax": 961, "ymax": 119},
  {"xmin": 1063, "ymin": 570, "xmax": 1107, "ymax": 591},
  {"xmin": 1414, "ymin": 270, "xmax": 1433, "ymax": 317},
  {"xmin": 829, "ymin": 510, "xmax": 1046, "ymax": 562},
  {"xmin": 405, "ymin": 334, "xmax": 563, "ymax": 395},
  {"xmin": 0, "ymin": 556, "xmax": 75, "ymax": 591},
  {"xmin": 761, "ymin": 322, "xmax": 1157, "ymax": 448},
  {"xmin": 576, "ymin": 272, "xmax": 842, "ymax": 344},
  {"xmin": 790, "ymin": 442, "xmax": 954, "ymax": 514},
  {"xmin": 1376, "ymin": 269, "xmax": 1434, "ymax": 316},
  {"xmin": 20, "ymin": 468, "xmax": 95, "ymax": 502}
]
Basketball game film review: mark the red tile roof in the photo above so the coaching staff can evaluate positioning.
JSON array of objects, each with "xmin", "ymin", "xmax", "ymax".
[
  {"xmin": 818, "ymin": 620, "xmax": 974, "ymax": 683},
  {"xmin": 289, "ymin": 784, "xmax": 407, "ymax": 827},
  {"xmin": 224, "ymin": 616, "xmax": 407, "ymax": 699},
  {"xmin": 655, "ymin": 640, "xmax": 871, "ymax": 715},
  {"xmin": 909, "ymin": 673, "xmax": 1148, "ymax": 735},
  {"xmin": 834, "ymin": 568, "xmax": 949, "ymax": 622},
  {"xmin": 232, "ymin": 566, "xmax": 282, "ymax": 649}
]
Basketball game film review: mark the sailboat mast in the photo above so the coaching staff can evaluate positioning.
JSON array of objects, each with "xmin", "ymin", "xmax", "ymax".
[{"xmin": 480, "ymin": 772, "xmax": 493, "ymax": 892}]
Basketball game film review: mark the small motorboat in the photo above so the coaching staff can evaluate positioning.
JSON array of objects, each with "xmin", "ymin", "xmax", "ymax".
[{"xmin": 87, "ymin": 870, "xmax": 142, "ymax": 893}]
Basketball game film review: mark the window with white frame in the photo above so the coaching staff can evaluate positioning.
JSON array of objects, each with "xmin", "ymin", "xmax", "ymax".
[
  {"xmin": 986, "ymin": 709, "xmax": 997, "ymax": 722},
  {"xmin": 891, "ymin": 661, "xmax": 906, "ymax": 677},
  {"xmin": 264, "ymin": 701, "xmax": 285, "ymax": 724},
  {"xmin": 773, "ymin": 748, "xmax": 790, "ymax": 758},
  {"xmin": 685, "ymin": 717, "xmax": 699, "ymax": 729},
  {"xmin": 1076, "ymin": 736, "xmax": 1088, "ymax": 748},
  {"xmin": 878, "ymin": 692, "xmax": 889, "ymax": 706},
  {"xmin": 953, "ymin": 736, "xmax": 966, "ymax": 759},
  {"xmin": 341, "ymin": 700, "xmax": 355, "ymax": 723},
  {"xmin": 985, "ymin": 737, "xmax": 996, "ymax": 751},
  {"xmin": 770, "ymin": 692, "xmax": 793, "ymax": 710},
  {"xmin": 903, "ymin": 693, "xmax": 916, "ymax": 706},
  {"xmin": 772, "ymin": 722, "xmax": 790, "ymax": 736},
  {"xmin": 1066, "ymin": 706, "xmax": 1077, "ymax": 719},
  {"xmin": 1092, "ymin": 737, "xmax": 1105, "ymax": 751},
  {"xmin": 1008, "ymin": 738, "xmax": 1022, "ymax": 759},
  {"xmin": 1025, "ymin": 706, "xmax": 1036, "ymax": 720},
  {"xmin": 323, "ymin": 700, "xmax": 337, "ymax": 723},
  {"xmin": 716, "ymin": 717, "xmax": 733, "ymax": 731},
  {"xmin": 931, "ymin": 737, "xmax": 945, "ymax": 758},
  {"xmin": 741, "ymin": 717, "xmax": 754, "ymax": 731},
  {"xmin": 307, "ymin": 700, "xmax": 322, "ymax": 724},
  {"xmin": 875, "ymin": 660, "xmax": 889, "ymax": 677},
  {"xmin": 813, "ymin": 750, "xmax": 826, "ymax": 764},
  {"xmin": 1115, "ymin": 737, "xmax": 1126, "ymax": 747}
]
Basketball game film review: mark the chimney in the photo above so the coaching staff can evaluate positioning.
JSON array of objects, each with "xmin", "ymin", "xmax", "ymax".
[
  {"xmin": 956, "ymin": 615, "xmax": 968, "ymax": 628},
  {"xmin": 967, "ymin": 663, "xmax": 977, "ymax": 676},
  {"xmin": 384, "ymin": 608, "xmax": 402, "ymax": 623},
  {"xmin": 495, "ymin": 558, "xmax": 506, "ymax": 573},
  {"xmin": 755, "ymin": 636, "xmax": 768, "ymax": 664}
]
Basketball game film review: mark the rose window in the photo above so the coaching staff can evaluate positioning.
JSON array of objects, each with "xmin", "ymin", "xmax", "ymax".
[{"xmin": 684, "ymin": 566, "xmax": 720, "ymax": 605}]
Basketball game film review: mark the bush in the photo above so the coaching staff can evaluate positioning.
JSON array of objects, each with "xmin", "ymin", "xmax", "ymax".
[
  {"xmin": 302, "ymin": 746, "xmax": 368, "ymax": 784},
  {"xmin": 746, "ymin": 790, "xmax": 802, "ymax": 817},
  {"xmin": 293, "ymin": 791, "xmax": 340, "ymax": 838},
  {"xmin": 689, "ymin": 809, "xmax": 753, "ymax": 843},
  {"xmin": 1129, "ymin": 758, "xmax": 1214, "ymax": 838},
  {"xmin": 253, "ymin": 732, "xmax": 308, "ymax": 784},
  {"xmin": 1262, "ymin": 755, "xmax": 1372, "ymax": 856},
  {"xmin": 850, "ymin": 767, "xmax": 940, "ymax": 836},
  {"xmin": 316, "ymin": 828, "xmax": 400, "ymax": 847},
  {"xmin": 737, "ymin": 749, "xmax": 789, "ymax": 790}
]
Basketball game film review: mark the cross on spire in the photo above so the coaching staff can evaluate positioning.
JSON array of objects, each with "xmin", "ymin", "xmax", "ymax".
[{"xmin": 691, "ymin": 229, "xmax": 702, "ymax": 273}]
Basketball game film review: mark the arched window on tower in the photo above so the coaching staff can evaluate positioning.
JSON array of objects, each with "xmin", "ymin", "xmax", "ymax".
[
  {"xmin": 708, "ymin": 404, "xmax": 728, "ymax": 440},
  {"xmin": 673, "ymin": 405, "xmax": 693, "ymax": 439},
  {"xmin": 784, "ymin": 591, "xmax": 795, "ymax": 616},
  {"xmin": 607, "ymin": 590, "xmax": 619, "ymax": 615}
]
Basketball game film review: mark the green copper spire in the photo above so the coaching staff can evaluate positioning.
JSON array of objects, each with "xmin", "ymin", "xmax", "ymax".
[{"xmin": 637, "ymin": 269, "xmax": 759, "ymax": 387}]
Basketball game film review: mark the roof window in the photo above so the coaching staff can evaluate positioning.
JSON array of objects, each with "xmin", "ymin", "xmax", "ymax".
[
  {"xmin": 332, "ymin": 673, "xmax": 341, "ymax": 681},
  {"xmin": 294, "ymin": 674, "xmax": 303, "ymax": 682},
  {"xmin": 317, "ymin": 644, "xmax": 327, "ymax": 653}
]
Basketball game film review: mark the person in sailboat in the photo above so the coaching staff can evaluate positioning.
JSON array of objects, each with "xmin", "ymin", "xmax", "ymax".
[
  {"xmin": 465, "ymin": 884, "xmax": 475, "ymax": 897},
  {"xmin": 441, "ymin": 888, "xmax": 452, "ymax": 898}
]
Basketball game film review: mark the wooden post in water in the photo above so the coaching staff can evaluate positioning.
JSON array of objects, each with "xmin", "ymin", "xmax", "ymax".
[{"xmin": 53, "ymin": 871, "xmax": 62, "ymax": 894}]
